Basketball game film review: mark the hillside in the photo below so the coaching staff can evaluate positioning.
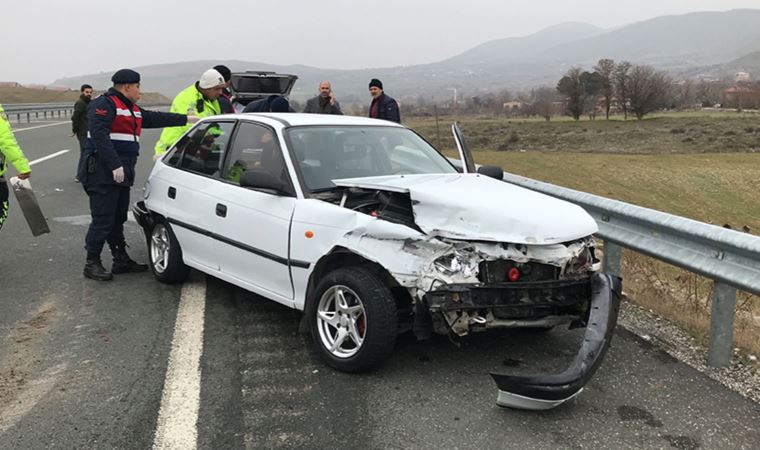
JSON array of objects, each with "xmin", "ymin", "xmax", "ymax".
[
  {"xmin": 0, "ymin": 86, "xmax": 170, "ymax": 105},
  {"xmin": 540, "ymin": 9, "xmax": 760, "ymax": 68},
  {"xmin": 50, "ymin": 9, "xmax": 760, "ymax": 104},
  {"xmin": 441, "ymin": 22, "xmax": 604, "ymax": 66},
  {"xmin": 681, "ymin": 50, "xmax": 760, "ymax": 80}
]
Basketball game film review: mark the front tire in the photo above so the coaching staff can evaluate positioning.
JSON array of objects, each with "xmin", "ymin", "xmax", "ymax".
[
  {"xmin": 309, "ymin": 267, "xmax": 398, "ymax": 372},
  {"xmin": 149, "ymin": 221, "xmax": 190, "ymax": 284}
]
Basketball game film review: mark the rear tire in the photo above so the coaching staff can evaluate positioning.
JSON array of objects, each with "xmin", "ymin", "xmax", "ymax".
[
  {"xmin": 308, "ymin": 267, "xmax": 397, "ymax": 372},
  {"xmin": 148, "ymin": 221, "xmax": 190, "ymax": 284}
]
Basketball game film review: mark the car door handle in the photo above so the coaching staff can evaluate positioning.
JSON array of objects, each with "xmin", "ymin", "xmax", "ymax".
[
  {"xmin": 216, "ymin": 203, "xmax": 227, "ymax": 218},
  {"xmin": 168, "ymin": 186, "xmax": 176, "ymax": 199}
]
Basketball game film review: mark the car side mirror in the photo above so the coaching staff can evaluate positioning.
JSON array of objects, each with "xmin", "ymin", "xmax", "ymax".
[
  {"xmin": 239, "ymin": 169, "xmax": 286, "ymax": 193},
  {"xmin": 477, "ymin": 165, "xmax": 504, "ymax": 180}
]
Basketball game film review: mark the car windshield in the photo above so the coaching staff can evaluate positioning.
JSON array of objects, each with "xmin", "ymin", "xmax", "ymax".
[{"xmin": 286, "ymin": 126, "xmax": 457, "ymax": 191}]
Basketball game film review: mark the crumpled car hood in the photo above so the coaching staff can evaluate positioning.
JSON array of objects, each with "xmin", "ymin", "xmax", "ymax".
[{"xmin": 333, "ymin": 173, "xmax": 598, "ymax": 245}]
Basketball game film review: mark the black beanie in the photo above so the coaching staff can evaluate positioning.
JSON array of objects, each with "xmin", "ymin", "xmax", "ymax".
[
  {"xmin": 270, "ymin": 96, "xmax": 290, "ymax": 112},
  {"xmin": 213, "ymin": 65, "xmax": 232, "ymax": 82},
  {"xmin": 369, "ymin": 78, "xmax": 383, "ymax": 90}
]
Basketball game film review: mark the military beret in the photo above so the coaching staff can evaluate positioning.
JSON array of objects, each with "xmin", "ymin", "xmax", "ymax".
[{"xmin": 111, "ymin": 69, "xmax": 141, "ymax": 84}]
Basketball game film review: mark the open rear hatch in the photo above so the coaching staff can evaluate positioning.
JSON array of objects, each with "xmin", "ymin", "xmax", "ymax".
[{"xmin": 230, "ymin": 71, "xmax": 298, "ymax": 106}]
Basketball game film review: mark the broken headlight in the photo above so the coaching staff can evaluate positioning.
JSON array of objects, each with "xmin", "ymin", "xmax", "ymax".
[
  {"xmin": 566, "ymin": 243, "xmax": 600, "ymax": 274},
  {"xmin": 433, "ymin": 251, "xmax": 478, "ymax": 277}
]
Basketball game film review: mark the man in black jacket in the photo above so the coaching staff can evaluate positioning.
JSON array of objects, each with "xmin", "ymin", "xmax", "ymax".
[
  {"xmin": 78, "ymin": 69, "xmax": 197, "ymax": 281},
  {"xmin": 368, "ymin": 78, "xmax": 400, "ymax": 123},
  {"xmin": 213, "ymin": 65, "xmax": 235, "ymax": 114},
  {"xmin": 71, "ymin": 84, "xmax": 93, "ymax": 181},
  {"xmin": 243, "ymin": 95, "xmax": 291, "ymax": 113}
]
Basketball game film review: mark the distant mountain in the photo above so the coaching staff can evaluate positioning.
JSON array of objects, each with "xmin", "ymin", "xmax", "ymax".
[
  {"xmin": 680, "ymin": 50, "xmax": 760, "ymax": 80},
  {"xmin": 52, "ymin": 9, "xmax": 760, "ymax": 104},
  {"xmin": 442, "ymin": 22, "xmax": 604, "ymax": 66},
  {"xmin": 540, "ymin": 9, "xmax": 760, "ymax": 68}
]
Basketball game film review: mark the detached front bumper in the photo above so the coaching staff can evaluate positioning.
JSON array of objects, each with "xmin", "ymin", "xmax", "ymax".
[
  {"xmin": 131, "ymin": 201, "xmax": 153, "ymax": 235},
  {"xmin": 491, "ymin": 273, "xmax": 622, "ymax": 410}
]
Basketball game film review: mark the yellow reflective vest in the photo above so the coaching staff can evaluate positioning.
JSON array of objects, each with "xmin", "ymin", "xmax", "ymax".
[
  {"xmin": 154, "ymin": 84, "xmax": 222, "ymax": 156},
  {"xmin": 0, "ymin": 104, "xmax": 31, "ymax": 177}
]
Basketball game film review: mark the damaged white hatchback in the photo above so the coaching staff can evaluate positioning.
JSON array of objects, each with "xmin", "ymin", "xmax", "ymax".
[{"xmin": 134, "ymin": 113, "xmax": 622, "ymax": 410}]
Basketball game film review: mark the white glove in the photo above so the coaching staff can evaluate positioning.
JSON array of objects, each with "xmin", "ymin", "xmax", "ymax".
[
  {"xmin": 187, "ymin": 114, "xmax": 200, "ymax": 124},
  {"xmin": 113, "ymin": 167, "xmax": 125, "ymax": 183}
]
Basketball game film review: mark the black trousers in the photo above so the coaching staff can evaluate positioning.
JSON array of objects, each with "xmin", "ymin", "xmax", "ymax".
[
  {"xmin": 84, "ymin": 183, "xmax": 130, "ymax": 255},
  {"xmin": 0, "ymin": 178, "xmax": 8, "ymax": 232},
  {"xmin": 76, "ymin": 133, "xmax": 87, "ymax": 177}
]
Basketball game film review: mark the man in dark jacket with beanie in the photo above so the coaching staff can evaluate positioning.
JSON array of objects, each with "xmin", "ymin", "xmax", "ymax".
[
  {"xmin": 213, "ymin": 65, "xmax": 235, "ymax": 114},
  {"xmin": 78, "ymin": 68, "xmax": 197, "ymax": 281},
  {"xmin": 368, "ymin": 78, "xmax": 400, "ymax": 123},
  {"xmin": 243, "ymin": 95, "xmax": 291, "ymax": 113}
]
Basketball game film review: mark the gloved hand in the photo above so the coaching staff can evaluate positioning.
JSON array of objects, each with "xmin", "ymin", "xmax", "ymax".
[
  {"xmin": 112, "ymin": 167, "xmax": 125, "ymax": 183},
  {"xmin": 187, "ymin": 114, "xmax": 200, "ymax": 124}
]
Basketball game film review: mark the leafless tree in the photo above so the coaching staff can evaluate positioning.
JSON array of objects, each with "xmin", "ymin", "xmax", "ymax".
[
  {"xmin": 532, "ymin": 87, "xmax": 557, "ymax": 121},
  {"xmin": 627, "ymin": 65, "xmax": 672, "ymax": 120},
  {"xmin": 613, "ymin": 61, "xmax": 632, "ymax": 119},
  {"xmin": 674, "ymin": 79, "xmax": 696, "ymax": 110},
  {"xmin": 594, "ymin": 59, "xmax": 615, "ymax": 119},
  {"xmin": 695, "ymin": 79, "xmax": 723, "ymax": 107}
]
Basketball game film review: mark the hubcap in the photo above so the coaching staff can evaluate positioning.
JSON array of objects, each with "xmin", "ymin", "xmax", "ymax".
[
  {"xmin": 316, "ymin": 285, "xmax": 367, "ymax": 358},
  {"xmin": 150, "ymin": 224, "xmax": 170, "ymax": 274}
]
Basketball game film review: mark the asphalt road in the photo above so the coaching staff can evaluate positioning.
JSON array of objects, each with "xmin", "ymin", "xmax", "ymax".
[{"xmin": 1, "ymin": 120, "xmax": 759, "ymax": 449}]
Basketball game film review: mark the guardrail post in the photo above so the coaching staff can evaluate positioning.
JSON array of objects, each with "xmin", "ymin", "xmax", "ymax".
[
  {"xmin": 26, "ymin": 112, "xmax": 30, "ymax": 123},
  {"xmin": 707, "ymin": 282, "xmax": 738, "ymax": 367},
  {"xmin": 602, "ymin": 241, "xmax": 621, "ymax": 278}
]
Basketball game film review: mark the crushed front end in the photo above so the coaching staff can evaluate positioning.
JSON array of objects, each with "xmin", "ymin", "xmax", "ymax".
[
  {"xmin": 327, "ymin": 180, "xmax": 622, "ymax": 410},
  {"xmin": 415, "ymin": 239, "xmax": 622, "ymax": 410}
]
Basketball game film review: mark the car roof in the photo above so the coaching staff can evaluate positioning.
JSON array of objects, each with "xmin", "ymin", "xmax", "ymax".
[{"xmin": 206, "ymin": 113, "xmax": 406, "ymax": 129}]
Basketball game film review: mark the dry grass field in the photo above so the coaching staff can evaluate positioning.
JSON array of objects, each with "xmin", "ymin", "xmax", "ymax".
[{"xmin": 408, "ymin": 112, "xmax": 760, "ymax": 357}]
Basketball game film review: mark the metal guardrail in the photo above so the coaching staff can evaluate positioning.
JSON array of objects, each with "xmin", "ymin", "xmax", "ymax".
[
  {"xmin": 2, "ymin": 102, "xmax": 171, "ymax": 123},
  {"xmin": 500, "ymin": 171, "xmax": 760, "ymax": 367},
  {"xmin": 3, "ymin": 103, "xmax": 75, "ymax": 122}
]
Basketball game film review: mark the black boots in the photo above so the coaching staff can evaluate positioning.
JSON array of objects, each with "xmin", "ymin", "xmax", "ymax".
[
  {"xmin": 84, "ymin": 252, "xmax": 113, "ymax": 281},
  {"xmin": 110, "ymin": 243, "xmax": 148, "ymax": 274}
]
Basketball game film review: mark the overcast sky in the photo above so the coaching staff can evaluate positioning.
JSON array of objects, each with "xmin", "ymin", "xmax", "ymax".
[{"xmin": 3, "ymin": 0, "xmax": 759, "ymax": 84}]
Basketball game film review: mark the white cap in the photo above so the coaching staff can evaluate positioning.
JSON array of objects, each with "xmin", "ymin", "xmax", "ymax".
[{"xmin": 198, "ymin": 69, "xmax": 225, "ymax": 89}]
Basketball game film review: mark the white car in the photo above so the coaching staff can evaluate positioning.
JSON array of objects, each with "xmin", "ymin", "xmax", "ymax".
[{"xmin": 133, "ymin": 113, "xmax": 621, "ymax": 410}]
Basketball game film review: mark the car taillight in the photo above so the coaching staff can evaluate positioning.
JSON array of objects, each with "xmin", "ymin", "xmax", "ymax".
[{"xmin": 507, "ymin": 267, "xmax": 521, "ymax": 282}]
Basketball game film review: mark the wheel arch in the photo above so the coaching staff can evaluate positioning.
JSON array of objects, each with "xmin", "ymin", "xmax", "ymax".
[{"xmin": 301, "ymin": 247, "xmax": 414, "ymax": 328}]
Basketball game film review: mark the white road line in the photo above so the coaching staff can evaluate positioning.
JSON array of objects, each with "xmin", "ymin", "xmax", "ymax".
[
  {"xmin": 153, "ymin": 273, "xmax": 206, "ymax": 450},
  {"xmin": 29, "ymin": 149, "xmax": 70, "ymax": 166},
  {"xmin": 12, "ymin": 121, "xmax": 69, "ymax": 132}
]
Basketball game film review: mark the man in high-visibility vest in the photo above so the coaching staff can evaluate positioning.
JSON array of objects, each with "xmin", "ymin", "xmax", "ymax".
[
  {"xmin": 79, "ymin": 68, "xmax": 197, "ymax": 281},
  {"xmin": 0, "ymin": 103, "xmax": 31, "ymax": 232},
  {"xmin": 153, "ymin": 69, "xmax": 226, "ymax": 157}
]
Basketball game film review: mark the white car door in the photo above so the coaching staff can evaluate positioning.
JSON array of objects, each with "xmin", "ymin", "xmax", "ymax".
[
  {"xmin": 156, "ymin": 120, "xmax": 236, "ymax": 272},
  {"xmin": 206, "ymin": 121, "xmax": 298, "ymax": 305}
]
